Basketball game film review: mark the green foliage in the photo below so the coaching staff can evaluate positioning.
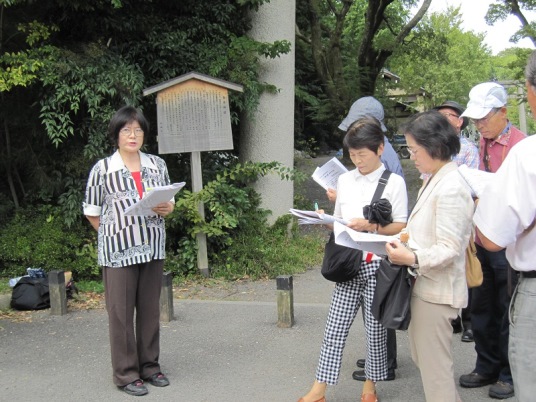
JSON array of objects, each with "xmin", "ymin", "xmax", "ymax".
[
  {"xmin": 76, "ymin": 280, "xmax": 104, "ymax": 293},
  {"xmin": 0, "ymin": 50, "xmax": 43, "ymax": 91},
  {"xmin": 39, "ymin": 46, "xmax": 144, "ymax": 147},
  {"xmin": 164, "ymin": 161, "xmax": 296, "ymax": 278},
  {"xmin": 0, "ymin": 278, "xmax": 10, "ymax": 295},
  {"xmin": 0, "ymin": 206, "xmax": 99, "ymax": 280},
  {"xmin": 486, "ymin": 1, "xmax": 536, "ymax": 44},
  {"xmin": 210, "ymin": 215, "xmax": 325, "ymax": 280},
  {"xmin": 387, "ymin": 7, "xmax": 494, "ymax": 108},
  {"xmin": 295, "ymin": 137, "xmax": 320, "ymax": 157},
  {"xmin": 0, "ymin": 0, "xmax": 291, "ymax": 229},
  {"xmin": 173, "ymin": 161, "xmax": 294, "ymax": 238}
]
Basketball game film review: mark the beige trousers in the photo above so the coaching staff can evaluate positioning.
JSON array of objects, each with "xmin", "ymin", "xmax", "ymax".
[{"xmin": 408, "ymin": 295, "xmax": 462, "ymax": 402}]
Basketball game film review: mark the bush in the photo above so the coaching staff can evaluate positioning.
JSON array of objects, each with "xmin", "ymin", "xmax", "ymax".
[
  {"xmin": 0, "ymin": 206, "xmax": 99, "ymax": 280},
  {"xmin": 164, "ymin": 161, "xmax": 296, "ymax": 278},
  {"xmin": 210, "ymin": 215, "xmax": 325, "ymax": 280}
]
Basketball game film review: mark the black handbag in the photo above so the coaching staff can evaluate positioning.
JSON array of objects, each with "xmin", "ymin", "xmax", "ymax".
[
  {"xmin": 321, "ymin": 232, "xmax": 363, "ymax": 282},
  {"xmin": 371, "ymin": 258, "xmax": 414, "ymax": 330},
  {"xmin": 321, "ymin": 170, "xmax": 392, "ymax": 283}
]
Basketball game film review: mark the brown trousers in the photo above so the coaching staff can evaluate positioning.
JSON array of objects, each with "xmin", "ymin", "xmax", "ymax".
[{"xmin": 103, "ymin": 260, "xmax": 164, "ymax": 386}]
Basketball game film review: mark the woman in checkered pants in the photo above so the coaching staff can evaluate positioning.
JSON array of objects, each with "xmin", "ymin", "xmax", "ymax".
[{"xmin": 298, "ymin": 117, "xmax": 408, "ymax": 402}]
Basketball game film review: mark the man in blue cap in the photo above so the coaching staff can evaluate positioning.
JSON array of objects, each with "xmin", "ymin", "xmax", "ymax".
[{"xmin": 338, "ymin": 96, "xmax": 404, "ymax": 178}]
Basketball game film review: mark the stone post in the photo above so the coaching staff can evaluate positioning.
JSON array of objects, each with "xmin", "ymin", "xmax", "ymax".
[
  {"xmin": 160, "ymin": 272, "xmax": 174, "ymax": 322},
  {"xmin": 49, "ymin": 270, "xmax": 67, "ymax": 316},
  {"xmin": 276, "ymin": 275, "xmax": 294, "ymax": 328}
]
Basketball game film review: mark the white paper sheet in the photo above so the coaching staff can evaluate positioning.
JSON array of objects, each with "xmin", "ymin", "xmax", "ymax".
[
  {"xmin": 311, "ymin": 157, "xmax": 348, "ymax": 190},
  {"xmin": 124, "ymin": 182, "xmax": 185, "ymax": 216},
  {"xmin": 289, "ymin": 208, "xmax": 349, "ymax": 225},
  {"xmin": 457, "ymin": 165, "xmax": 494, "ymax": 198},
  {"xmin": 333, "ymin": 221, "xmax": 397, "ymax": 256}
]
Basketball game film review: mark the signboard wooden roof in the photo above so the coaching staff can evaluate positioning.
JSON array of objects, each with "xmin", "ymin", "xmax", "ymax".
[{"xmin": 143, "ymin": 72, "xmax": 244, "ymax": 154}]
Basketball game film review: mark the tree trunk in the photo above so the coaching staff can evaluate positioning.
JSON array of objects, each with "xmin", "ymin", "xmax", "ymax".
[
  {"xmin": 301, "ymin": 0, "xmax": 432, "ymax": 119},
  {"xmin": 2, "ymin": 118, "xmax": 20, "ymax": 208},
  {"xmin": 357, "ymin": 0, "xmax": 432, "ymax": 95},
  {"xmin": 508, "ymin": 0, "xmax": 536, "ymax": 46}
]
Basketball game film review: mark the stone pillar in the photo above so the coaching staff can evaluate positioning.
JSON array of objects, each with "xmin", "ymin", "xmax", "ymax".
[
  {"xmin": 160, "ymin": 272, "xmax": 174, "ymax": 322},
  {"xmin": 276, "ymin": 275, "xmax": 294, "ymax": 328},
  {"xmin": 49, "ymin": 270, "xmax": 67, "ymax": 316},
  {"xmin": 241, "ymin": 0, "xmax": 295, "ymax": 224}
]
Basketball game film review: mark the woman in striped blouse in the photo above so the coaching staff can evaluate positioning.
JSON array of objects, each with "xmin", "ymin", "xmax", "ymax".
[{"xmin": 83, "ymin": 106, "xmax": 174, "ymax": 397}]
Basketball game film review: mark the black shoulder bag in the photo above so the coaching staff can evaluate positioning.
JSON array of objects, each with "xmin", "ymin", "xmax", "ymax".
[
  {"xmin": 11, "ymin": 276, "xmax": 50, "ymax": 310},
  {"xmin": 371, "ymin": 259, "xmax": 414, "ymax": 330},
  {"xmin": 321, "ymin": 170, "xmax": 392, "ymax": 282}
]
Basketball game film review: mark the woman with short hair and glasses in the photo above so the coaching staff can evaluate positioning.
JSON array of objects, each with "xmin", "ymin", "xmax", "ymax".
[
  {"xmin": 83, "ymin": 105, "xmax": 174, "ymax": 396},
  {"xmin": 386, "ymin": 110, "xmax": 474, "ymax": 401}
]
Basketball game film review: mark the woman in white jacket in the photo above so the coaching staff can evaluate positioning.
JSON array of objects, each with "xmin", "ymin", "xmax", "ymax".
[{"xmin": 387, "ymin": 110, "xmax": 474, "ymax": 401}]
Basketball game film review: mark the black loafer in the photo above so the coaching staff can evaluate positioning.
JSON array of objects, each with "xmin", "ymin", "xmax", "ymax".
[
  {"xmin": 459, "ymin": 372, "xmax": 497, "ymax": 388},
  {"xmin": 461, "ymin": 329, "xmax": 474, "ymax": 343},
  {"xmin": 119, "ymin": 379, "xmax": 148, "ymax": 396},
  {"xmin": 489, "ymin": 381, "xmax": 514, "ymax": 399},
  {"xmin": 356, "ymin": 358, "xmax": 366, "ymax": 368},
  {"xmin": 144, "ymin": 372, "xmax": 170, "ymax": 387},
  {"xmin": 352, "ymin": 369, "xmax": 395, "ymax": 381}
]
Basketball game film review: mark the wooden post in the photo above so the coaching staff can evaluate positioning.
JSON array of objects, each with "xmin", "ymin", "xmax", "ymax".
[
  {"xmin": 49, "ymin": 271, "xmax": 67, "ymax": 316},
  {"xmin": 143, "ymin": 73, "xmax": 243, "ymax": 278},
  {"xmin": 160, "ymin": 272, "xmax": 174, "ymax": 322},
  {"xmin": 518, "ymin": 84, "xmax": 527, "ymax": 134},
  {"xmin": 276, "ymin": 275, "xmax": 294, "ymax": 328},
  {"xmin": 191, "ymin": 151, "xmax": 210, "ymax": 277}
]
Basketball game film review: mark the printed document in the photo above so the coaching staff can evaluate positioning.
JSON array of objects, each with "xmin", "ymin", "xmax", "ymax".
[
  {"xmin": 289, "ymin": 208, "xmax": 349, "ymax": 225},
  {"xmin": 312, "ymin": 157, "xmax": 348, "ymax": 190},
  {"xmin": 333, "ymin": 221, "xmax": 396, "ymax": 256},
  {"xmin": 333, "ymin": 222, "xmax": 421, "ymax": 255},
  {"xmin": 124, "ymin": 182, "xmax": 185, "ymax": 216}
]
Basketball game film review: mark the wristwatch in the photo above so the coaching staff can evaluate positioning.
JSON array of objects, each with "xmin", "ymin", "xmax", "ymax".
[{"xmin": 411, "ymin": 252, "xmax": 420, "ymax": 269}]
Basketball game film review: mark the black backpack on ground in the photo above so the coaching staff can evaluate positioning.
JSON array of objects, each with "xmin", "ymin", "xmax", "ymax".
[{"xmin": 11, "ymin": 277, "xmax": 50, "ymax": 310}]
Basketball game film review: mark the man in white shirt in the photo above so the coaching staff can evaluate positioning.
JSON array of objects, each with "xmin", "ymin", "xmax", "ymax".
[{"xmin": 473, "ymin": 50, "xmax": 536, "ymax": 402}]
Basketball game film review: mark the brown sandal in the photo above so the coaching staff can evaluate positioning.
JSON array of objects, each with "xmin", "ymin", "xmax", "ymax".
[{"xmin": 360, "ymin": 391, "xmax": 378, "ymax": 402}]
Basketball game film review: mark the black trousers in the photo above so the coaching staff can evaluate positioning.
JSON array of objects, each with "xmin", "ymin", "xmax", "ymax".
[
  {"xmin": 103, "ymin": 260, "xmax": 164, "ymax": 386},
  {"xmin": 471, "ymin": 245, "xmax": 517, "ymax": 384},
  {"xmin": 387, "ymin": 328, "xmax": 397, "ymax": 370}
]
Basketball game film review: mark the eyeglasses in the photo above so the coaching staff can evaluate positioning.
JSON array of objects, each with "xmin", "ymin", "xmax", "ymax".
[
  {"xmin": 440, "ymin": 112, "xmax": 460, "ymax": 120},
  {"xmin": 408, "ymin": 146, "xmax": 421, "ymax": 156},
  {"xmin": 119, "ymin": 127, "xmax": 144, "ymax": 137},
  {"xmin": 471, "ymin": 109, "xmax": 500, "ymax": 126}
]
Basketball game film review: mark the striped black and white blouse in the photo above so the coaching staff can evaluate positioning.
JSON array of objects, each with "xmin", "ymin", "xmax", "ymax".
[{"xmin": 83, "ymin": 150, "xmax": 173, "ymax": 268}]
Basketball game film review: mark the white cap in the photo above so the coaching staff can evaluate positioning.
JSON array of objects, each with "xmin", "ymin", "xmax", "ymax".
[
  {"xmin": 461, "ymin": 82, "xmax": 507, "ymax": 119},
  {"xmin": 338, "ymin": 96, "xmax": 387, "ymax": 132}
]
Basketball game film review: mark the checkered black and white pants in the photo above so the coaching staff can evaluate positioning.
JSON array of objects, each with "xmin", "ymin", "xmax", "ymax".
[{"xmin": 315, "ymin": 259, "xmax": 388, "ymax": 384}]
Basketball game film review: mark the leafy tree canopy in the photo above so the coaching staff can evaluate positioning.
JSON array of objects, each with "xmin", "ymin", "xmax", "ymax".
[{"xmin": 0, "ymin": 0, "xmax": 289, "ymax": 224}]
